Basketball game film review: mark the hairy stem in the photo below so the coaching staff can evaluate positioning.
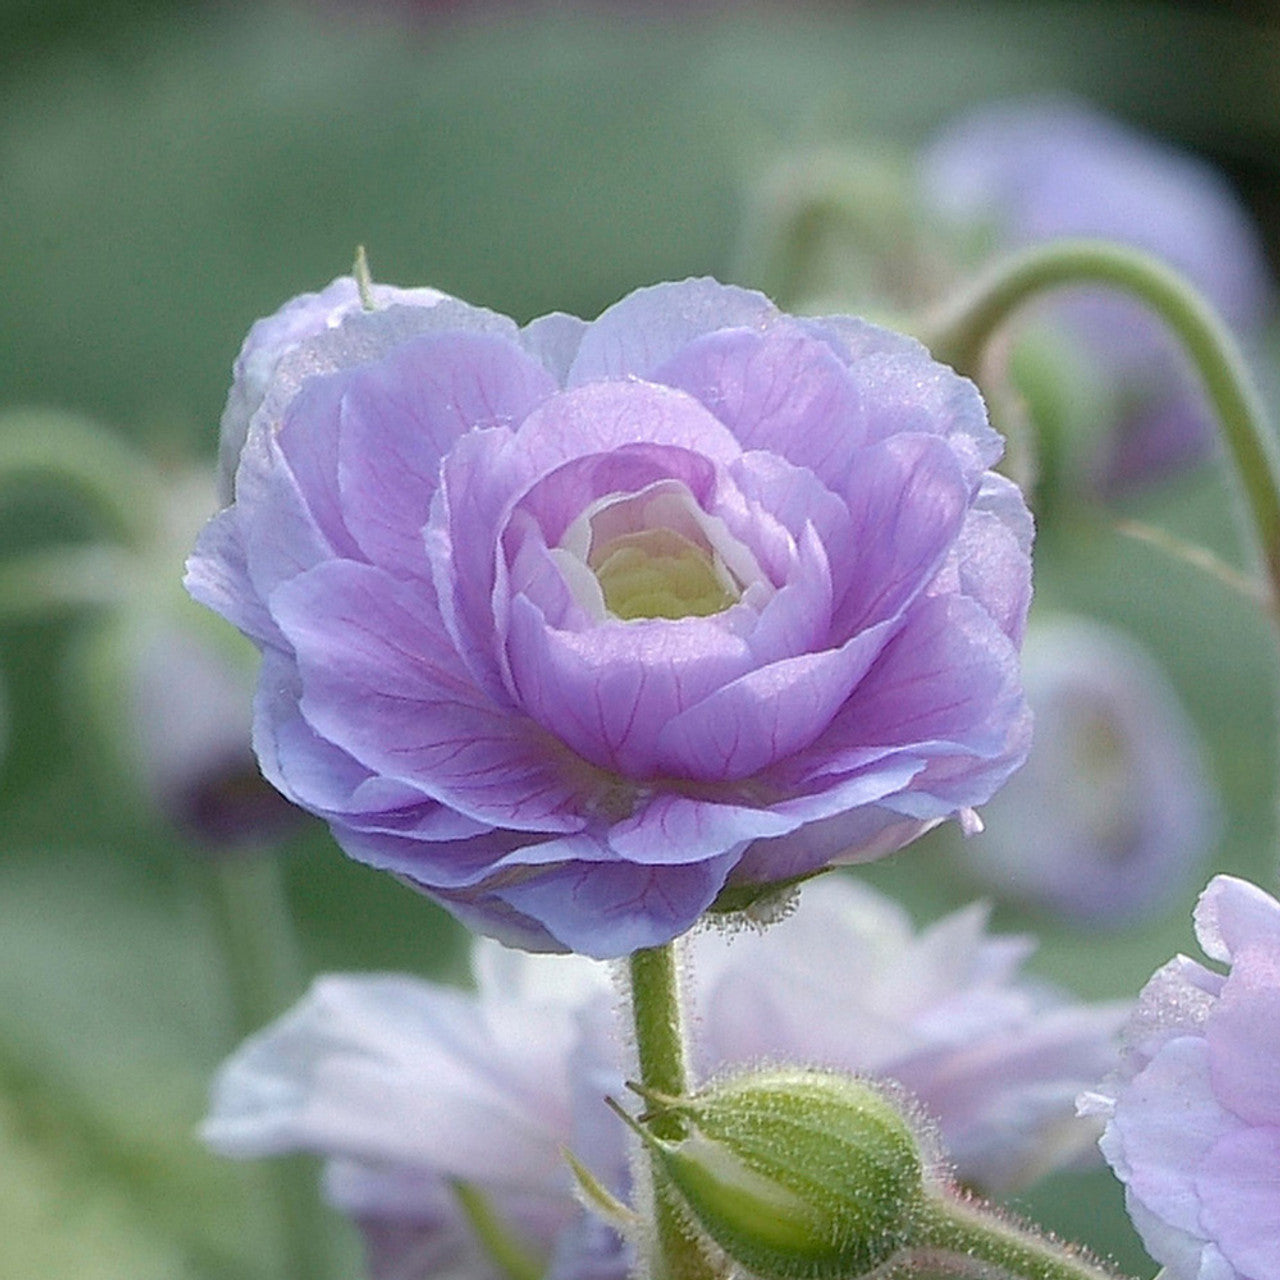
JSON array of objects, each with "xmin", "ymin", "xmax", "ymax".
[
  {"xmin": 914, "ymin": 1193, "xmax": 1132, "ymax": 1280},
  {"xmin": 627, "ymin": 944, "xmax": 719, "ymax": 1280}
]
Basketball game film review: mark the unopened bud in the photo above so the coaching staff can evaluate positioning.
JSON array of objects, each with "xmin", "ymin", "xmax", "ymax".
[{"xmin": 617, "ymin": 1066, "xmax": 927, "ymax": 1280}]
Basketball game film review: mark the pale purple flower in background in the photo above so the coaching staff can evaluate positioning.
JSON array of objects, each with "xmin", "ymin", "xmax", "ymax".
[
  {"xmin": 1080, "ymin": 875, "xmax": 1280, "ymax": 1280},
  {"xmin": 74, "ymin": 464, "xmax": 301, "ymax": 848},
  {"xmin": 187, "ymin": 275, "xmax": 1032, "ymax": 958},
  {"xmin": 124, "ymin": 615, "xmax": 301, "ymax": 847},
  {"xmin": 920, "ymin": 99, "xmax": 1273, "ymax": 488},
  {"xmin": 959, "ymin": 615, "xmax": 1216, "ymax": 927},
  {"xmin": 203, "ymin": 877, "xmax": 1125, "ymax": 1280},
  {"xmin": 203, "ymin": 939, "xmax": 619, "ymax": 1280},
  {"xmin": 689, "ymin": 876, "xmax": 1128, "ymax": 1192}
]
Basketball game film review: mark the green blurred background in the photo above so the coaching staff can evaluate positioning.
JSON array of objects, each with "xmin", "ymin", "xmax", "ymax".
[{"xmin": 2, "ymin": 1, "xmax": 1279, "ymax": 1276}]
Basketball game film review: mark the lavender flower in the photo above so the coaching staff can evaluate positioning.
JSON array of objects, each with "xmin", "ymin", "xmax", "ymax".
[
  {"xmin": 920, "ymin": 99, "xmax": 1273, "ymax": 488},
  {"xmin": 187, "ymin": 275, "xmax": 1032, "ymax": 958},
  {"xmin": 203, "ymin": 877, "xmax": 1125, "ymax": 1280},
  {"xmin": 960, "ymin": 615, "xmax": 1216, "ymax": 927},
  {"xmin": 1080, "ymin": 875, "xmax": 1280, "ymax": 1280},
  {"xmin": 76, "ymin": 464, "xmax": 301, "ymax": 849}
]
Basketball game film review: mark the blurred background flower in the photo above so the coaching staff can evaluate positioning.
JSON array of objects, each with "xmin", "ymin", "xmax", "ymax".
[
  {"xmin": 202, "ymin": 875, "xmax": 1125, "ymax": 1279},
  {"xmin": 1080, "ymin": 874, "xmax": 1280, "ymax": 1280},
  {"xmin": 955, "ymin": 614, "xmax": 1217, "ymax": 928},
  {"xmin": 919, "ymin": 96, "xmax": 1275, "ymax": 494}
]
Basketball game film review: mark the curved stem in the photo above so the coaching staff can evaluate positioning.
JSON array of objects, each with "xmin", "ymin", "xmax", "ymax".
[
  {"xmin": 923, "ymin": 239, "xmax": 1280, "ymax": 617},
  {"xmin": 627, "ymin": 945, "xmax": 719, "ymax": 1280},
  {"xmin": 0, "ymin": 410, "xmax": 161, "ymax": 550},
  {"xmin": 914, "ymin": 1193, "xmax": 1132, "ymax": 1280}
]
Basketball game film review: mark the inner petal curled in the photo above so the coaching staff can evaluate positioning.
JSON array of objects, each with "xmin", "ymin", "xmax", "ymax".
[{"xmin": 550, "ymin": 479, "xmax": 771, "ymax": 622}]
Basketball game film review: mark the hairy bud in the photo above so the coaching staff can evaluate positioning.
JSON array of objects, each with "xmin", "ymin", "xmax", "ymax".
[{"xmin": 618, "ymin": 1066, "xmax": 927, "ymax": 1279}]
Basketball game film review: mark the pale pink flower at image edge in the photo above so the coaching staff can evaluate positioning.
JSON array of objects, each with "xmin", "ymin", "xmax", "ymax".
[{"xmin": 1080, "ymin": 875, "xmax": 1280, "ymax": 1280}]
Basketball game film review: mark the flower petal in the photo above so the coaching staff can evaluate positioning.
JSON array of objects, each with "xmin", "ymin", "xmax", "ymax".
[
  {"xmin": 185, "ymin": 507, "xmax": 283, "ymax": 648},
  {"xmin": 827, "ymin": 433, "xmax": 971, "ymax": 638},
  {"xmin": 1197, "ymin": 1126, "xmax": 1280, "ymax": 1279},
  {"xmin": 567, "ymin": 278, "xmax": 777, "ymax": 384},
  {"xmin": 336, "ymin": 333, "xmax": 557, "ymax": 575},
  {"xmin": 202, "ymin": 974, "xmax": 575, "ymax": 1185},
  {"xmin": 487, "ymin": 854, "xmax": 741, "ymax": 959},
  {"xmin": 653, "ymin": 621, "xmax": 895, "ymax": 782},
  {"xmin": 503, "ymin": 592, "xmax": 759, "ymax": 775},
  {"xmin": 1194, "ymin": 873, "xmax": 1280, "ymax": 965},
  {"xmin": 1107, "ymin": 1036, "xmax": 1238, "ymax": 1238},
  {"xmin": 270, "ymin": 560, "xmax": 591, "ymax": 832},
  {"xmin": 655, "ymin": 323, "xmax": 867, "ymax": 485},
  {"xmin": 779, "ymin": 593, "xmax": 1027, "ymax": 799}
]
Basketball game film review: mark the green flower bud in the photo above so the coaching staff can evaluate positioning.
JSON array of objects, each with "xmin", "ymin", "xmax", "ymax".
[{"xmin": 618, "ymin": 1066, "xmax": 927, "ymax": 1280}]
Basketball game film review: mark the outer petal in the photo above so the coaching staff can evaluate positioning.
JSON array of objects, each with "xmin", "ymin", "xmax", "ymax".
[
  {"xmin": 725, "ymin": 804, "xmax": 935, "ymax": 885},
  {"xmin": 231, "ymin": 294, "xmax": 511, "ymax": 514},
  {"xmin": 270, "ymin": 561, "xmax": 592, "ymax": 832},
  {"xmin": 185, "ymin": 507, "xmax": 283, "ymax": 648},
  {"xmin": 1197, "ymin": 1127, "xmax": 1280, "ymax": 1280},
  {"xmin": 652, "ymin": 621, "xmax": 898, "ymax": 782},
  {"xmin": 774, "ymin": 593, "xmax": 1026, "ymax": 797},
  {"xmin": 252, "ymin": 649, "xmax": 489, "ymax": 843},
  {"xmin": 826, "ymin": 433, "xmax": 971, "ymax": 638},
  {"xmin": 1206, "ymin": 953, "xmax": 1280, "ymax": 1128},
  {"xmin": 799, "ymin": 314, "xmax": 1004, "ymax": 482},
  {"xmin": 566, "ymin": 278, "xmax": 778, "ymax": 384},
  {"xmin": 944, "ymin": 472, "xmax": 1035, "ymax": 643},
  {"xmin": 201, "ymin": 974, "xmax": 575, "ymax": 1186},
  {"xmin": 654, "ymin": 323, "xmax": 869, "ymax": 488},
  {"xmin": 485, "ymin": 853, "xmax": 741, "ymax": 959},
  {"xmin": 335, "ymin": 332, "xmax": 558, "ymax": 576},
  {"xmin": 1194, "ymin": 874, "xmax": 1280, "ymax": 964},
  {"xmin": 520, "ymin": 311, "xmax": 589, "ymax": 386},
  {"xmin": 1106, "ymin": 1037, "xmax": 1237, "ymax": 1241},
  {"xmin": 236, "ymin": 418, "xmax": 348, "ymax": 608},
  {"xmin": 219, "ymin": 276, "xmax": 448, "ymax": 501}
]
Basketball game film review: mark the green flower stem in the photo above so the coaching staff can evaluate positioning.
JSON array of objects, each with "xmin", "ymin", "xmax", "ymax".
[
  {"xmin": 197, "ymin": 853, "xmax": 339, "ymax": 1280},
  {"xmin": 0, "ymin": 410, "xmax": 161, "ymax": 550},
  {"xmin": 627, "ymin": 944, "xmax": 720, "ymax": 1280},
  {"xmin": 913, "ymin": 1193, "xmax": 1131, "ymax": 1280},
  {"xmin": 0, "ymin": 545, "xmax": 136, "ymax": 619},
  {"xmin": 923, "ymin": 239, "xmax": 1280, "ymax": 616}
]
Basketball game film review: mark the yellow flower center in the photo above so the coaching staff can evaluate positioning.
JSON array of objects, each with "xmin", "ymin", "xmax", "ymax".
[
  {"xmin": 591, "ymin": 527, "xmax": 739, "ymax": 620},
  {"xmin": 551, "ymin": 478, "xmax": 767, "ymax": 624}
]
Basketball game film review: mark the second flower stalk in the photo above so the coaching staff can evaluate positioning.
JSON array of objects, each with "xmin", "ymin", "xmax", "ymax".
[{"xmin": 617, "ymin": 932, "xmax": 1123, "ymax": 1280}]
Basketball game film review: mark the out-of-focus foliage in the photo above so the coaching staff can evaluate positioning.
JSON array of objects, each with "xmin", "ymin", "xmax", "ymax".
[{"xmin": 1, "ymin": 2, "xmax": 1278, "ymax": 1277}]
